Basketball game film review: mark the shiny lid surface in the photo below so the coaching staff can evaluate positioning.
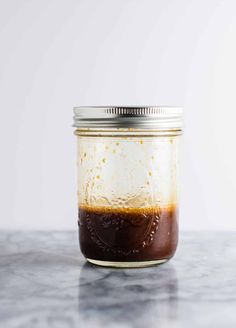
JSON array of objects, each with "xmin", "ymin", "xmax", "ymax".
[{"xmin": 73, "ymin": 106, "xmax": 183, "ymax": 130}]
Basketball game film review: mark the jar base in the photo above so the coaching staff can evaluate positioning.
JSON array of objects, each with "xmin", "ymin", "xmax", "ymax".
[{"xmin": 87, "ymin": 258, "xmax": 168, "ymax": 268}]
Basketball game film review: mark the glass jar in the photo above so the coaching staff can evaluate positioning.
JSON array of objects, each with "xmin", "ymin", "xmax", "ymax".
[{"xmin": 73, "ymin": 106, "xmax": 183, "ymax": 268}]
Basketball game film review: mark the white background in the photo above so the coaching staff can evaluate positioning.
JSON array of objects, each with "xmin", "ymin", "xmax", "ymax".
[{"xmin": 0, "ymin": 0, "xmax": 235, "ymax": 230}]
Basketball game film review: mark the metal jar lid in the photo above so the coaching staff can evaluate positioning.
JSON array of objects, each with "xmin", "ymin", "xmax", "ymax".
[{"xmin": 73, "ymin": 106, "xmax": 183, "ymax": 130}]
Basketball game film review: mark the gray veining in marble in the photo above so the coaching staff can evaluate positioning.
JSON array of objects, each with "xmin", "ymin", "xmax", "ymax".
[{"xmin": 0, "ymin": 231, "xmax": 236, "ymax": 328}]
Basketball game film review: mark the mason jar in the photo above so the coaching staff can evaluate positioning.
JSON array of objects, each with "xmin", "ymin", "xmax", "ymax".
[{"xmin": 73, "ymin": 106, "xmax": 183, "ymax": 268}]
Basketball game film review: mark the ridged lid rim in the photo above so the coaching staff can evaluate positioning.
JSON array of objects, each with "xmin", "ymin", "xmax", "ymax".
[{"xmin": 73, "ymin": 106, "xmax": 183, "ymax": 130}]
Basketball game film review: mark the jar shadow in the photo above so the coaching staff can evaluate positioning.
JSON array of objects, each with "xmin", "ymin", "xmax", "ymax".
[{"xmin": 78, "ymin": 261, "xmax": 178, "ymax": 327}]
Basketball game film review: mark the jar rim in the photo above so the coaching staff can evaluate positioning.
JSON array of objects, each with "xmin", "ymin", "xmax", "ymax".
[{"xmin": 73, "ymin": 106, "xmax": 183, "ymax": 130}]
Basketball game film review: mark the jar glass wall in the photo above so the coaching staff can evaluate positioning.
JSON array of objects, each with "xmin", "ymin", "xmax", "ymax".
[{"xmin": 73, "ymin": 107, "xmax": 183, "ymax": 268}]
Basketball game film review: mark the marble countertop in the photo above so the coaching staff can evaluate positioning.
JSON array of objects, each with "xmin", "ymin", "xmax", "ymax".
[{"xmin": 0, "ymin": 231, "xmax": 236, "ymax": 328}]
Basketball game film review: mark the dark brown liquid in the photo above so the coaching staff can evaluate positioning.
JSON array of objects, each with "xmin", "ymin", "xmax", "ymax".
[{"xmin": 78, "ymin": 205, "xmax": 178, "ymax": 262}]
